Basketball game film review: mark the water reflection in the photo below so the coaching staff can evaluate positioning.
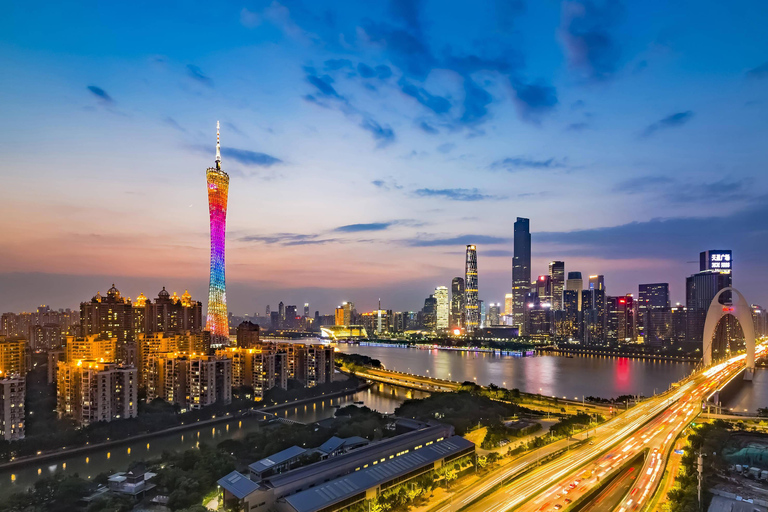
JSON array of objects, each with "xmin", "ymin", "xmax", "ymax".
[
  {"xmin": 0, "ymin": 382, "xmax": 423, "ymax": 497},
  {"xmin": 337, "ymin": 344, "xmax": 693, "ymax": 399}
]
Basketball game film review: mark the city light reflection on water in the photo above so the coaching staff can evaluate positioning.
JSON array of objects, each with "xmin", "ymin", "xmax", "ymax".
[{"xmin": 0, "ymin": 382, "xmax": 423, "ymax": 497}]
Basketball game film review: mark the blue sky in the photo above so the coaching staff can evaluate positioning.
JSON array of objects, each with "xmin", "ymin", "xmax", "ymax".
[{"xmin": 1, "ymin": 0, "xmax": 767, "ymax": 314}]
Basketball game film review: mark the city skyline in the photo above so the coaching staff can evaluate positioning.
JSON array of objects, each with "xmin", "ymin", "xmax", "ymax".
[{"xmin": 2, "ymin": 1, "xmax": 768, "ymax": 314}]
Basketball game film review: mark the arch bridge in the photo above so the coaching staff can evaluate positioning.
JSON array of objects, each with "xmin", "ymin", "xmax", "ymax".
[{"xmin": 702, "ymin": 287, "xmax": 755, "ymax": 379}]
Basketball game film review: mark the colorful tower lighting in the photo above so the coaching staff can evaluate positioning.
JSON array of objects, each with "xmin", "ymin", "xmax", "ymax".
[{"xmin": 206, "ymin": 121, "xmax": 229, "ymax": 342}]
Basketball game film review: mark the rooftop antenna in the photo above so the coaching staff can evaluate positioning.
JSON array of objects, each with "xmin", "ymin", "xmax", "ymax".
[{"xmin": 215, "ymin": 120, "xmax": 221, "ymax": 169}]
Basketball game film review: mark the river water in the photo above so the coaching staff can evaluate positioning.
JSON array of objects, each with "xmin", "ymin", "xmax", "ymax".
[
  {"xmin": 336, "ymin": 344, "xmax": 695, "ymax": 400},
  {"xmin": 0, "ymin": 382, "xmax": 427, "ymax": 498}
]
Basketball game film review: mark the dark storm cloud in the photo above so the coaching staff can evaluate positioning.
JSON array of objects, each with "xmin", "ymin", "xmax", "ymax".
[
  {"xmin": 399, "ymin": 78, "xmax": 452, "ymax": 114},
  {"xmin": 511, "ymin": 80, "xmax": 558, "ymax": 119},
  {"xmin": 186, "ymin": 64, "xmax": 213, "ymax": 86},
  {"xmin": 239, "ymin": 233, "xmax": 339, "ymax": 246},
  {"xmin": 641, "ymin": 111, "xmax": 694, "ymax": 137},
  {"xmin": 407, "ymin": 234, "xmax": 510, "ymax": 247},
  {"xmin": 535, "ymin": 198, "xmax": 768, "ymax": 261},
  {"xmin": 414, "ymin": 188, "xmax": 502, "ymax": 201},
  {"xmin": 224, "ymin": 148, "xmax": 282, "ymax": 167},
  {"xmin": 490, "ymin": 157, "xmax": 566, "ymax": 171},
  {"xmin": 613, "ymin": 175, "xmax": 751, "ymax": 204},
  {"xmin": 360, "ymin": 117, "xmax": 395, "ymax": 146},
  {"xmin": 746, "ymin": 61, "xmax": 768, "ymax": 79},
  {"xmin": 560, "ymin": 0, "xmax": 625, "ymax": 81},
  {"xmin": 87, "ymin": 86, "xmax": 114, "ymax": 104},
  {"xmin": 334, "ymin": 222, "xmax": 393, "ymax": 233}
]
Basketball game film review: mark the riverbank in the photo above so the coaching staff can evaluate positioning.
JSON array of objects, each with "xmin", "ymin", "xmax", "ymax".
[
  {"xmin": 537, "ymin": 346, "xmax": 700, "ymax": 363},
  {"xmin": 0, "ymin": 382, "xmax": 369, "ymax": 472}
]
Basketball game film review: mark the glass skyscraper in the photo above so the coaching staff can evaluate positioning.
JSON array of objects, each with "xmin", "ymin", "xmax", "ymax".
[{"xmin": 512, "ymin": 217, "xmax": 531, "ymax": 330}]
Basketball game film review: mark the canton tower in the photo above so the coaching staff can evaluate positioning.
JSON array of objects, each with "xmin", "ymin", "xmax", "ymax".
[{"xmin": 206, "ymin": 121, "xmax": 229, "ymax": 342}]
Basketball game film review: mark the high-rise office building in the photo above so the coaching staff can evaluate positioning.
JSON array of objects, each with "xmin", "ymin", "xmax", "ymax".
[
  {"xmin": 423, "ymin": 295, "xmax": 437, "ymax": 331},
  {"xmin": 206, "ymin": 122, "xmax": 230, "ymax": 342},
  {"xmin": 566, "ymin": 272, "xmax": 584, "ymax": 311},
  {"xmin": 236, "ymin": 321, "xmax": 261, "ymax": 348},
  {"xmin": 558, "ymin": 289, "xmax": 579, "ymax": 338},
  {"xmin": 334, "ymin": 302, "xmax": 355, "ymax": 326},
  {"xmin": 638, "ymin": 283, "xmax": 670, "ymax": 341},
  {"xmin": 504, "ymin": 293, "xmax": 514, "ymax": 317},
  {"xmin": 548, "ymin": 261, "xmax": 565, "ymax": 310},
  {"xmin": 464, "ymin": 245, "xmax": 479, "ymax": 332},
  {"xmin": 450, "ymin": 278, "xmax": 465, "ymax": 329},
  {"xmin": 535, "ymin": 275, "xmax": 553, "ymax": 306},
  {"xmin": 488, "ymin": 304, "xmax": 501, "ymax": 326},
  {"xmin": 607, "ymin": 295, "xmax": 635, "ymax": 344},
  {"xmin": 686, "ymin": 260, "xmax": 732, "ymax": 345},
  {"xmin": 512, "ymin": 218, "xmax": 531, "ymax": 328},
  {"xmin": 434, "ymin": 286, "xmax": 449, "ymax": 330},
  {"xmin": 588, "ymin": 275, "xmax": 605, "ymax": 292},
  {"xmin": 581, "ymin": 289, "xmax": 606, "ymax": 345}
]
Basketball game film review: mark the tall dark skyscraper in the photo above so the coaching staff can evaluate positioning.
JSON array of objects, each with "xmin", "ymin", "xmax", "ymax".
[
  {"xmin": 512, "ymin": 218, "xmax": 531, "ymax": 329},
  {"xmin": 450, "ymin": 277, "xmax": 465, "ymax": 329},
  {"xmin": 549, "ymin": 261, "xmax": 565, "ymax": 310},
  {"xmin": 638, "ymin": 283, "xmax": 670, "ymax": 340},
  {"xmin": 686, "ymin": 251, "xmax": 732, "ymax": 345},
  {"xmin": 464, "ymin": 245, "xmax": 479, "ymax": 332}
]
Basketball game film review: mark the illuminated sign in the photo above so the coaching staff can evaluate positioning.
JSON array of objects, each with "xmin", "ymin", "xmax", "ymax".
[{"xmin": 707, "ymin": 250, "xmax": 732, "ymax": 273}]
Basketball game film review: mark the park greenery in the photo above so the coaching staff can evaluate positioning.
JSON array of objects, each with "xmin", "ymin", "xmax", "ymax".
[
  {"xmin": 334, "ymin": 352, "xmax": 383, "ymax": 370},
  {"xmin": 666, "ymin": 420, "xmax": 731, "ymax": 512}
]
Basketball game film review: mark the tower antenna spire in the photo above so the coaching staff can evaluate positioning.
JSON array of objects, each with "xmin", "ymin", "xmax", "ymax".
[{"xmin": 215, "ymin": 120, "xmax": 221, "ymax": 168}]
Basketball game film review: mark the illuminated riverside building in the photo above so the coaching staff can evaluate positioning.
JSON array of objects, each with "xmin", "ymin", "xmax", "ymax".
[
  {"xmin": 686, "ymin": 250, "xmax": 733, "ymax": 346},
  {"xmin": 488, "ymin": 303, "xmax": 501, "ymax": 326},
  {"xmin": 637, "ymin": 283, "xmax": 670, "ymax": 340},
  {"xmin": 565, "ymin": 271, "xmax": 583, "ymax": 311},
  {"xmin": 464, "ymin": 245, "xmax": 479, "ymax": 332},
  {"xmin": 216, "ymin": 346, "xmax": 287, "ymax": 399},
  {"xmin": 0, "ymin": 335, "xmax": 28, "ymax": 442},
  {"xmin": 1, "ymin": 307, "xmax": 79, "ymax": 339},
  {"xmin": 548, "ymin": 261, "xmax": 565, "ymax": 310},
  {"xmin": 0, "ymin": 336, "xmax": 29, "ymax": 377},
  {"xmin": 0, "ymin": 374, "xmax": 25, "ymax": 441},
  {"xmin": 81, "ymin": 285, "xmax": 134, "ymax": 342},
  {"xmin": 435, "ymin": 286, "xmax": 449, "ymax": 330},
  {"xmin": 148, "ymin": 353, "xmax": 231, "ymax": 410},
  {"xmin": 133, "ymin": 288, "xmax": 202, "ymax": 336},
  {"xmin": 136, "ymin": 332, "xmax": 210, "ymax": 386},
  {"xmin": 557, "ymin": 289, "xmax": 579, "ymax": 338},
  {"xmin": 607, "ymin": 295, "xmax": 635, "ymax": 344},
  {"xmin": 57, "ymin": 360, "xmax": 138, "ymax": 427},
  {"xmin": 450, "ymin": 278, "xmax": 465, "ymax": 329},
  {"xmin": 360, "ymin": 310, "xmax": 392, "ymax": 335},
  {"xmin": 65, "ymin": 334, "xmax": 118, "ymax": 365},
  {"xmin": 335, "ymin": 302, "xmax": 355, "ymax": 326},
  {"xmin": 512, "ymin": 217, "xmax": 531, "ymax": 329},
  {"xmin": 206, "ymin": 122, "xmax": 230, "ymax": 343}
]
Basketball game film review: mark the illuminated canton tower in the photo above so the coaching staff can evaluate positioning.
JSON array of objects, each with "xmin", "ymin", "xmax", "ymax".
[{"xmin": 206, "ymin": 121, "xmax": 230, "ymax": 342}]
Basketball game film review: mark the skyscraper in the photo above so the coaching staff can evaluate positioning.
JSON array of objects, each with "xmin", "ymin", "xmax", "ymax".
[
  {"xmin": 465, "ymin": 245, "xmax": 479, "ymax": 332},
  {"xmin": 450, "ymin": 277, "xmax": 465, "ymax": 329},
  {"xmin": 638, "ymin": 283, "xmax": 670, "ymax": 340},
  {"xmin": 206, "ymin": 122, "xmax": 230, "ymax": 342},
  {"xmin": 566, "ymin": 272, "xmax": 583, "ymax": 311},
  {"xmin": 434, "ymin": 286, "xmax": 449, "ymax": 330},
  {"xmin": 512, "ymin": 218, "xmax": 531, "ymax": 329},
  {"xmin": 588, "ymin": 275, "xmax": 605, "ymax": 292},
  {"xmin": 686, "ymin": 252, "xmax": 732, "ymax": 345},
  {"xmin": 548, "ymin": 261, "xmax": 565, "ymax": 310}
]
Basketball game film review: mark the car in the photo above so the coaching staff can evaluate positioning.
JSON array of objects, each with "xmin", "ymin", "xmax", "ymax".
[
  {"xmin": 554, "ymin": 505, "xmax": 563, "ymax": 510},
  {"xmin": 564, "ymin": 498, "xmax": 572, "ymax": 504}
]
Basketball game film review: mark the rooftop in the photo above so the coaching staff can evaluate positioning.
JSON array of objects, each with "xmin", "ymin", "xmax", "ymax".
[
  {"xmin": 218, "ymin": 471, "xmax": 260, "ymax": 500},
  {"xmin": 249, "ymin": 445, "xmax": 307, "ymax": 475},
  {"xmin": 284, "ymin": 436, "xmax": 474, "ymax": 512}
]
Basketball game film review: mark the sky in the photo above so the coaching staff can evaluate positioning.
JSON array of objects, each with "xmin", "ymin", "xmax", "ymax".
[{"xmin": 1, "ymin": 0, "xmax": 767, "ymax": 316}]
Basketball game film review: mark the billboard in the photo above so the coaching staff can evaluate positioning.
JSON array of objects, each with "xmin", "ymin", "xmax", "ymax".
[{"xmin": 700, "ymin": 250, "xmax": 732, "ymax": 274}]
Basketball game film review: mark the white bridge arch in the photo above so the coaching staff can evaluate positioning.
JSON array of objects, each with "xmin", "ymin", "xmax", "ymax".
[{"xmin": 702, "ymin": 287, "xmax": 755, "ymax": 377}]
